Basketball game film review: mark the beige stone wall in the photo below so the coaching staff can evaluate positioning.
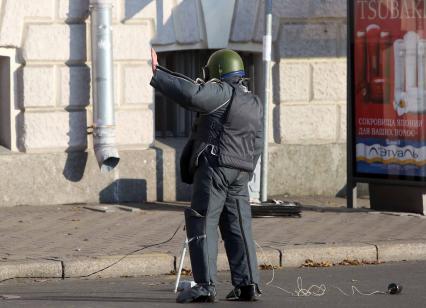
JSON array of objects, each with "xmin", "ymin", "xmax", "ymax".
[
  {"xmin": 0, "ymin": 0, "xmax": 349, "ymax": 202},
  {"xmin": 0, "ymin": 0, "xmax": 154, "ymax": 152},
  {"xmin": 271, "ymin": 0, "xmax": 347, "ymax": 147},
  {"xmin": 274, "ymin": 59, "xmax": 347, "ymax": 145},
  {"xmin": 0, "ymin": 0, "xmax": 347, "ymax": 152}
]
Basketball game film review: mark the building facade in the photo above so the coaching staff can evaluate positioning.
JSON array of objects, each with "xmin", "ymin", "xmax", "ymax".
[{"xmin": 0, "ymin": 0, "xmax": 347, "ymax": 206}]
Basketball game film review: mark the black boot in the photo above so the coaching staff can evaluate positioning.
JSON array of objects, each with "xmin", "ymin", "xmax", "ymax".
[
  {"xmin": 176, "ymin": 284, "xmax": 216, "ymax": 303},
  {"xmin": 226, "ymin": 284, "xmax": 260, "ymax": 301}
]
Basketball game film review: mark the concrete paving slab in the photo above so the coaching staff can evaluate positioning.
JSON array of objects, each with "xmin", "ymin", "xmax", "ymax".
[
  {"xmin": 117, "ymin": 205, "xmax": 142, "ymax": 212},
  {"xmin": 83, "ymin": 205, "xmax": 118, "ymax": 213}
]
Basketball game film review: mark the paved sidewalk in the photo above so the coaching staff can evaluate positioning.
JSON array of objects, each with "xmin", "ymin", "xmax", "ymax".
[{"xmin": 1, "ymin": 197, "xmax": 426, "ymax": 280}]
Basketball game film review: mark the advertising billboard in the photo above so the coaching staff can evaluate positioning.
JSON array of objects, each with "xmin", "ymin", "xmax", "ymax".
[{"xmin": 353, "ymin": 0, "xmax": 426, "ymax": 180}]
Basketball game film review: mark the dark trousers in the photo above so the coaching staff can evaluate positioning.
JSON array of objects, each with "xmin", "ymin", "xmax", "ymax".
[{"xmin": 184, "ymin": 153, "xmax": 259, "ymax": 287}]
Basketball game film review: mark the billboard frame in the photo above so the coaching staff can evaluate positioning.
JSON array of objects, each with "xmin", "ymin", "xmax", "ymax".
[{"xmin": 347, "ymin": 0, "xmax": 426, "ymax": 208}]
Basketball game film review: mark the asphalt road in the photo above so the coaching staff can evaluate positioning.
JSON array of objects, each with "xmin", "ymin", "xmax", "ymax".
[{"xmin": 0, "ymin": 261, "xmax": 424, "ymax": 307}]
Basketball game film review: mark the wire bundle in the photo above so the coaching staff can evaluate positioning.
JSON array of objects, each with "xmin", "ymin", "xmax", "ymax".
[{"xmin": 254, "ymin": 241, "xmax": 385, "ymax": 297}]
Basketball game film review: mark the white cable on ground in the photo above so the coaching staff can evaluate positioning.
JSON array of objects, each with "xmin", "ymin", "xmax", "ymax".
[
  {"xmin": 330, "ymin": 285, "xmax": 385, "ymax": 296},
  {"xmin": 254, "ymin": 241, "xmax": 384, "ymax": 297}
]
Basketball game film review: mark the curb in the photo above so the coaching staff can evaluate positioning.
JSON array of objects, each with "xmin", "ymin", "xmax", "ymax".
[
  {"xmin": 376, "ymin": 240, "xmax": 426, "ymax": 262},
  {"xmin": 280, "ymin": 243, "xmax": 377, "ymax": 267},
  {"xmin": 63, "ymin": 253, "xmax": 175, "ymax": 278},
  {"xmin": 2, "ymin": 241, "xmax": 426, "ymax": 281},
  {"xmin": 0, "ymin": 260, "xmax": 62, "ymax": 281}
]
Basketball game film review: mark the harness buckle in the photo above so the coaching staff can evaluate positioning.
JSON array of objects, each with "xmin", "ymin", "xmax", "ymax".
[{"xmin": 208, "ymin": 144, "xmax": 218, "ymax": 156}]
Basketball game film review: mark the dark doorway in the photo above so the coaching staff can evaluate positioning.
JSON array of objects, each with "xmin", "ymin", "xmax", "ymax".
[{"xmin": 154, "ymin": 50, "xmax": 259, "ymax": 138}]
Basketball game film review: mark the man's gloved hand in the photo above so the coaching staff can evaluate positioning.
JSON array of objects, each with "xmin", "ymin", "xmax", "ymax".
[{"xmin": 151, "ymin": 48, "xmax": 158, "ymax": 73}]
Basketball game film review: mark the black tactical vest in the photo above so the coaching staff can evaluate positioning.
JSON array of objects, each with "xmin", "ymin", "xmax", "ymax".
[
  {"xmin": 217, "ymin": 81, "xmax": 262, "ymax": 171},
  {"xmin": 181, "ymin": 79, "xmax": 262, "ymax": 183}
]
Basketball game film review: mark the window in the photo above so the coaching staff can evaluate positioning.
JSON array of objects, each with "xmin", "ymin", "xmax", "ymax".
[
  {"xmin": 155, "ymin": 50, "xmax": 261, "ymax": 138},
  {"xmin": 0, "ymin": 54, "xmax": 11, "ymax": 150},
  {"xmin": 0, "ymin": 48, "xmax": 19, "ymax": 152}
]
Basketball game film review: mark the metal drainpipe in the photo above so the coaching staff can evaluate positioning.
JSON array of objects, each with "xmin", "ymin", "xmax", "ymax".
[{"xmin": 89, "ymin": 0, "xmax": 119, "ymax": 172}]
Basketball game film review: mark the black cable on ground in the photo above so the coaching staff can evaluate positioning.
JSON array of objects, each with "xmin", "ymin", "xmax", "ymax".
[{"xmin": 0, "ymin": 221, "xmax": 184, "ymax": 284}]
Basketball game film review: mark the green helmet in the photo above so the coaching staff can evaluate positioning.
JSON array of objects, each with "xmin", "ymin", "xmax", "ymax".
[{"xmin": 202, "ymin": 49, "xmax": 245, "ymax": 81}]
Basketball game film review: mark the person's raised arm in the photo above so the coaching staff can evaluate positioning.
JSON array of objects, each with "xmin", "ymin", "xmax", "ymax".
[
  {"xmin": 151, "ymin": 48, "xmax": 158, "ymax": 73},
  {"xmin": 149, "ymin": 48, "xmax": 232, "ymax": 114}
]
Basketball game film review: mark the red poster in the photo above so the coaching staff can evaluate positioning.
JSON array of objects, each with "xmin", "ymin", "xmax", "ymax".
[{"xmin": 354, "ymin": 0, "xmax": 426, "ymax": 178}]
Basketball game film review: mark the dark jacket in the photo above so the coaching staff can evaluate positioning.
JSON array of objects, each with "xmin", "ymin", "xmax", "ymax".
[{"xmin": 150, "ymin": 65, "xmax": 263, "ymax": 184}]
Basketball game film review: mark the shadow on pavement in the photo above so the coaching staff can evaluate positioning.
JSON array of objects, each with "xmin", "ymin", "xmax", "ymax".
[
  {"xmin": 301, "ymin": 205, "xmax": 373, "ymax": 213},
  {"xmin": 9, "ymin": 296, "xmax": 174, "ymax": 303},
  {"xmin": 120, "ymin": 202, "xmax": 189, "ymax": 213}
]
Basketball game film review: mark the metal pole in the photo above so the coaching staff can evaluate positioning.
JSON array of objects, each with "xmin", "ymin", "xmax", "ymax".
[
  {"xmin": 260, "ymin": 0, "xmax": 272, "ymax": 202},
  {"xmin": 347, "ymin": 0, "xmax": 356, "ymax": 208},
  {"xmin": 90, "ymin": 0, "xmax": 120, "ymax": 172},
  {"xmin": 174, "ymin": 239, "xmax": 187, "ymax": 293}
]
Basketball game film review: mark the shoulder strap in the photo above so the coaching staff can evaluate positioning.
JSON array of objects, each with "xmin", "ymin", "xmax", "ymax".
[
  {"xmin": 215, "ymin": 87, "xmax": 235, "ymax": 148},
  {"xmin": 222, "ymin": 87, "xmax": 235, "ymax": 124}
]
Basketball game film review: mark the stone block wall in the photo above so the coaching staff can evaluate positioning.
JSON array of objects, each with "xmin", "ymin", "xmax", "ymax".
[
  {"xmin": 0, "ymin": 0, "xmax": 349, "ymax": 206},
  {"xmin": 269, "ymin": 0, "xmax": 347, "ymax": 148},
  {"xmin": 0, "ymin": 0, "xmax": 348, "ymax": 154},
  {"xmin": 0, "ymin": 0, "xmax": 154, "ymax": 153},
  {"xmin": 274, "ymin": 59, "xmax": 347, "ymax": 145}
]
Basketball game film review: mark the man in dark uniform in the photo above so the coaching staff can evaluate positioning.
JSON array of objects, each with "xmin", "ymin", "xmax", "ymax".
[{"xmin": 150, "ymin": 48, "xmax": 263, "ymax": 303}]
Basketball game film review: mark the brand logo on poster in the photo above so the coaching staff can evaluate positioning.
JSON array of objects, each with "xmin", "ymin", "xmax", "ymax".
[
  {"xmin": 356, "ymin": 144, "xmax": 426, "ymax": 167},
  {"xmin": 358, "ymin": 0, "xmax": 426, "ymax": 20},
  {"xmin": 368, "ymin": 146, "xmax": 419, "ymax": 159}
]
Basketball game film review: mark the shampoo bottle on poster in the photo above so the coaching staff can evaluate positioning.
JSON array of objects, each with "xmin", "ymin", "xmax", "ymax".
[
  {"xmin": 393, "ymin": 39, "xmax": 405, "ymax": 115},
  {"xmin": 380, "ymin": 32, "xmax": 392, "ymax": 104},
  {"xmin": 355, "ymin": 31, "xmax": 367, "ymax": 102},
  {"xmin": 417, "ymin": 25, "xmax": 426, "ymax": 113},
  {"xmin": 404, "ymin": 31, "xmax": 419, "ymax": 113},
  {"xmin": 366, "ymin": 24, "xmax": 383, "ymax": 103},
  {"xmin": 417, "ymin": 40, "xmax": 425, "ymax": 112}
]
